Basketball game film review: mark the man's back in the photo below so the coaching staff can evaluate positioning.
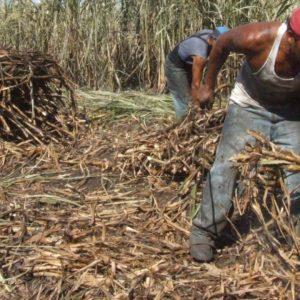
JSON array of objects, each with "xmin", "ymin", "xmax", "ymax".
[{"xmin": 167, "ymin": 29, "xmax": 213, "ymax": 69}]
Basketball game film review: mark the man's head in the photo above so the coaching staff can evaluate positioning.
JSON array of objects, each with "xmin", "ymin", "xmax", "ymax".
[
  {"xmin": 207, "ymin": 25, "xmax": 229, "ymax": 46},
  {"xmin": 287, "ymin": 8, "xmax": 300, "ymax": 59},
  {"xmin": 289, "ymin": 8, "xmax": 300, "ymax": 38},
  {"xmin": 214, "ymin": 26, "xmax": 230, "ymax": 37}
]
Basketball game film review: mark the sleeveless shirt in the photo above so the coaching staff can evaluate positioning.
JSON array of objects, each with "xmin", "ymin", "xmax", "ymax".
[{"xmin": 230, "ymin": 23, "xmax": 300, "ymax": 107}]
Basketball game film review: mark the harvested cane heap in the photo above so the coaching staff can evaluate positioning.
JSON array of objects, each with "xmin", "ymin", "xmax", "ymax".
[
  {"xmin": 2, "ymin": 106, "xmax": 300, "ymax": 298},
  {"xmin": 0, "ymin": 49, "xmax": 77, "ymax": 144}
]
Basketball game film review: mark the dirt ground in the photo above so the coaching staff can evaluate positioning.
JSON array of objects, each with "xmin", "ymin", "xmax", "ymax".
[{"xmin": 1, "ymin": 105, "xmax": 299, "ymax": 299}]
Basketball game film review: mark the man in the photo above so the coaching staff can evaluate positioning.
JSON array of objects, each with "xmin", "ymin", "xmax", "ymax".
[
  {"xmin": 165, "ymin": 26, "xmax": 229, "ymax": 119},
  {"xmin": 190, "ymin": 8, "xmax": 300, "ymax": 262}
]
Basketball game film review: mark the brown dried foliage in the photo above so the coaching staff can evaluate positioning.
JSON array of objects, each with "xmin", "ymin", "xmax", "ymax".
[
  {"xmin": 1, "ymin": 110, "xmax": 300, "ymax": 299},
  {"xmin": 0, "ymin": 50, "xmax": 77, "ymax": 144}
]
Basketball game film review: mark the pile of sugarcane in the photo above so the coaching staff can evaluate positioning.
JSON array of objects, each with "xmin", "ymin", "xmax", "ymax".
[
  {"xmin": 2, "ymin": 104, "xmax": 300, "ymax": 298},
  {"xmin": 116, "ymin": 109, "xmax": 225, "ymax": 192},
  {"xmin": 231, "ymin": 131, "xmax": 300, "ymax": 241},
  {"xmin": 0, "ymin": 50, "xmax": 77, "ymax": 144}
]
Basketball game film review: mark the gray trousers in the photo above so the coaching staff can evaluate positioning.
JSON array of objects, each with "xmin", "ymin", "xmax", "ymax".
[
  {"xmin": 191, "ymin": 102, "xmax": 300, "ymax": 241},
  {"xmin": 165, "ymin": 55, "xmax": 192, "ymax": 119}
]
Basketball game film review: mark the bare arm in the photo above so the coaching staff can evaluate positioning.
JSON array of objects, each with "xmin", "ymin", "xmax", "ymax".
[
  {"xmin": 191, "ymin": 55, "xmax": 207, "ymax": 105},
  {"xmin": 199, "ymin": 22, "xmax": 278, "ymax": 107},
  {"xmin": 204, "ymin": 27, "xmax": 254, "ymax": 90}
]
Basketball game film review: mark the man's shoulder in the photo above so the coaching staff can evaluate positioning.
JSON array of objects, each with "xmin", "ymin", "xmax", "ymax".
[
  {"xmin": 235, "ymin": 21, "xmax": 282, "ymax": 30},
  {"xmin": 233, "ymin": 21, "xmax": 281, "ymax": 35},
  {"xmin": 227, "ymin": 21, "xmax": 282, "ymax": 47},
  {"xmin": 196, "ymin": 29, "xmax": 214, "ymax": 35},
  {"xmin": 182, "ymin": 29, "xmax": 213, "ymax": 42},
  {"xmin": 179, "ymin": 36, "xmax": 209, "ymax": 50}
]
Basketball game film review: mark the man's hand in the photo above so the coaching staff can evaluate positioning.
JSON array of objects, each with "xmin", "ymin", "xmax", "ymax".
[
  {"xmin": 193, "ymin": 85, "xmax": 213, "ymax": 111},
  {"xmin": 199, "ymin": 86, "xmax": 213, "ymax": 109}
]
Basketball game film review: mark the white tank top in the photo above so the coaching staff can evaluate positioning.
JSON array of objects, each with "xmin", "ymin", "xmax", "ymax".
[{"xmin": 230, "ymin": 23, "xmax": 300, "ymax": 108}]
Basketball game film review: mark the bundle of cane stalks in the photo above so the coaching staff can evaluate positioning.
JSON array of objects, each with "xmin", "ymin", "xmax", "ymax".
[
  {"xmin": 117, "ymin": 109, "xmax": 225, "ymax": 192},
  {"xmin": 0, "ymin": 49, "xmax": 77, "ymax": 144},
  {"xmin": 232, "ymin": 130, "xmax": 300, "ymax": 253}
]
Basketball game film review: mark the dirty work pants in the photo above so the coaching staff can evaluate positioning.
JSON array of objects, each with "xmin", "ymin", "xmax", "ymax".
[
  {"xmin": 165, "ymin": 55, "xmax": 192, "ymax": 119},
  {"xmin": 191, "ymin": 101, "xmax": 300, "ymax": 240}
]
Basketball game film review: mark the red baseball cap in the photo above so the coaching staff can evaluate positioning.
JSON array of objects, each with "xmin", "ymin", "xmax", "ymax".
[{"xmin": 290, "ymin": 8, "xmax": 300, "ymax": 36}]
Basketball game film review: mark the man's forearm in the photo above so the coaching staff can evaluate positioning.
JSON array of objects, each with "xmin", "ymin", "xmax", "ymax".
[
  {"xmin": 192, "ymin": 56, "xmax": 206, "ymax": 88},
  {"xmin": 191, "ymin": 56, "xmax": 206, "ymax": 103},
  {"xmin": 204, "ymin": 41, "xmax": 230, "ymax": 91}
]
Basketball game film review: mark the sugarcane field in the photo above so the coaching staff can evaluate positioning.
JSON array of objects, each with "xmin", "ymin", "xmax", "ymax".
[{"xmin": 2, "ymin": 1, "xmax": 300, "ymax": 299}]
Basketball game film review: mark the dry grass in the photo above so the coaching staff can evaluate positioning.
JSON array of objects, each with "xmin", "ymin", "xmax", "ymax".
[
  {"xmin": 0, "ymin": 0, "xmax": 296, "ymax": 91},
  {"xmin": 1, "ymin": 94, "xmax": 300, "ymax": 299}
]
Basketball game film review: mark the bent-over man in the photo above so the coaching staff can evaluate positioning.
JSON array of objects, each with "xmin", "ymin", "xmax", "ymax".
[
  {"xmin": 190, "ymin": 8, "xmax": 300, "ymax": 262},
  {"xmin": 165, "ymin": 26, "xmax": 229, "ymax": 119}
]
